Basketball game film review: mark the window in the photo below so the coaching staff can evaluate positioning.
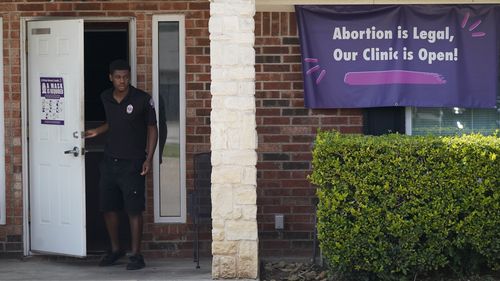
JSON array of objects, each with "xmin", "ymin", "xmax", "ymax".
[
  {"xmin": 152, "ymin": 15, "xmax": 186, "ymax": 223},
  {"xmin": 407, "ymin": 63, "xmax": 500, "ymax": 135},
  {"xmin": 0, "ymin": 17, "xmax": 5, "ymax": 225},
  {"xmin": 407, "ymin": 105, "xmax": 500, "ymax": 136}
]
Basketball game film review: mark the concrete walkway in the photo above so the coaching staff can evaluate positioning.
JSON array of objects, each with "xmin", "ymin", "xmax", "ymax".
[{"xmin": 0, "ymin": 256, "xmax": 216, "ymax": 281}]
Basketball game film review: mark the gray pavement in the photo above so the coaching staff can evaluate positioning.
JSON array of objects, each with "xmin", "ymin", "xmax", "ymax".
[{"xmin": 0, "ymin": 256, "xmax": 216, "ymax": 281}]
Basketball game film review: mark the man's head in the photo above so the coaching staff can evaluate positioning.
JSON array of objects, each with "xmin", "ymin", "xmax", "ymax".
[
  {"xmin": 108, "ymin": 59, "xmax": 131, "ymax": 93},
  {"xmin": 109, "ymin": 59, "xmax": 131, "ymax": 74}
]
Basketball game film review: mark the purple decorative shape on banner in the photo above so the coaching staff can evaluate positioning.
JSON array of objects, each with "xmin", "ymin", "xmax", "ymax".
[
  {"xmin": 472, "ymin": 32, "xmax": 486, "ymax": 37},
  {"xmin": 461, "ymin": 12, "xmax": 470, "ymax": 28},
  {"xmin": 304, "ymin": 58, "xmax": 319, "ymax": 62},
  {"xmin": 344, "ymin": 70, "xmax": 446, "ymax": 85},
  {"xmin": 316, "ymin": 70, "xmax": 327, "ymax": 84},
  {"xmin": 306, "ymin": 65, "xmax": 320, "ymax": 75},
  {"xmin": 468, "ymin": 19, "xmax": 482, "ymax": 31},
  {"xmin": 462, "ymin": 13, "xmax": 486, "ymax": 37}
]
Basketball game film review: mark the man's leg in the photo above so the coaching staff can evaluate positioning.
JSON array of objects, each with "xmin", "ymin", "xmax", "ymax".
[
  {"xmin": 128, "ymin": 213, "xmax": 143, "ymax": 255},
  {"xmin": 123, "ymin": 159, "xmax": 146, "ymax": 270},
  {"xmin": 99, "ymin": 210, "xmax": 125, "ymax": 266},
  {"xmin": 126, "ymin": 212, "xmax": 145, "ymax": 270},
  {"xmin": 103, "ymin": 211, "xmax": 121, "ymax": 253}
]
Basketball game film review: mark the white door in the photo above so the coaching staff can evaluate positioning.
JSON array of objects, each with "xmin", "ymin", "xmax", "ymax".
[{"xmin": 28, "ymin": 19, "xmax": 86, "ymax": 257}]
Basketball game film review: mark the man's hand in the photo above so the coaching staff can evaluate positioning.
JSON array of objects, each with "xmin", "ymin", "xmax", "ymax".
[
  {"xmin": 84, "ymin": 123, "xmax": 109, "ymax": 139},
  {"xmin": 141, "ymin": 160, "xmax": 152, "ymax": 176},
  {"xmin": 84, "ymin": 129, "xmax": 99, "ymax": 138}
]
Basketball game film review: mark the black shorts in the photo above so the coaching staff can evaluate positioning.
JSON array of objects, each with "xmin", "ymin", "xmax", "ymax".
[{"xmin": 99, "ymin": 156, "xmax": 146, "ymax": 215}]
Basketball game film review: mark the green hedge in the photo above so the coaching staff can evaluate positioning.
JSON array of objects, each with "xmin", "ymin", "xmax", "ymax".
[{"xmin": 309, "ymin": 131, "xmax": 500, "ymax": 280}]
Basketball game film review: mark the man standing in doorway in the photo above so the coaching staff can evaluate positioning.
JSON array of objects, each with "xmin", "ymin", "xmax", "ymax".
[{"xmin": 85, "ymin": 59, "xmax": 158, "ymax": 270}]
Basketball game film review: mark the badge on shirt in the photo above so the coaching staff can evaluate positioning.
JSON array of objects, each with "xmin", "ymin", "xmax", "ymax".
[
  {"xmin": 126, "ymin": 104, "xmax": 134, "ymax": 114},
  {"xmin": 149, "ymin": 98, "xmax": 155, "ymax": 109}
]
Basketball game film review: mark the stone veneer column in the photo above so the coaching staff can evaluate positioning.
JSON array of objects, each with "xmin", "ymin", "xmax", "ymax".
[{"xmin": 209, "ymin": 0, "xmax": 258, "ymax": 279}]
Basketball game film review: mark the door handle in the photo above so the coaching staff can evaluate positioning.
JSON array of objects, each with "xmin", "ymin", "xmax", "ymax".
[{"xmin": 64, "ymin": 146, "xmax": 79, "ymax": 157}]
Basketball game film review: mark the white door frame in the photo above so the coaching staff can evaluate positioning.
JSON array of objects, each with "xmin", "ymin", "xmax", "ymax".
[{"xmin": 21, "ymin": 16, "xmax": 137, "ymax": 256}]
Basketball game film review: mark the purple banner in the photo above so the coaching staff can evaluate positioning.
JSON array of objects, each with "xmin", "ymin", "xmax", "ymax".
[{"xmin": 296, "ymin": 5, "xmax": 499, "ymax": 108}]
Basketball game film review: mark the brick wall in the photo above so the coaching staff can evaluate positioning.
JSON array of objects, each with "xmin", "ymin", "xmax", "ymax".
[
  {"xmin": 0, "ymin": 0, "xmax": 212, "ymax": 258},
  {"xmin": 255, "ymin": 11, "xmax": 363, "ymax": 257}
]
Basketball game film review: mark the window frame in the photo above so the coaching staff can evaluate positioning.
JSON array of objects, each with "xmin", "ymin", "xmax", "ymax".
[{"xmin": 152, "ymin": 14, "xmax": 186, "ymax": 223}]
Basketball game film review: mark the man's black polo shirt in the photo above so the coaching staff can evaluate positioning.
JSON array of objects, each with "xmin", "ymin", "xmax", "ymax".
[{"xmin": 101, "ymin": 85, "xmax": 157, "ymax": 159}]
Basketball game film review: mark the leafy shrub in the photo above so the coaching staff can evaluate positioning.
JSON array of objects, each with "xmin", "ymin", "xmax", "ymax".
[{"xmin": 309, "ymin": 131, "xmax": 500, "ymax": 280}]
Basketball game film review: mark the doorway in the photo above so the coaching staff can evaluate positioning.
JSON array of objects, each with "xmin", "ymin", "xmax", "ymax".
[{"xmin": 83, "ymin": 21, "xmax": 131, "ymax": 253}]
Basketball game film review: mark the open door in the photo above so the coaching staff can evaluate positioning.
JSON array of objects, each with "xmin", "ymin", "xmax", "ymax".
[{"xmin": 28, "ymin": 19, "xmax": 86, "ymax": 257}]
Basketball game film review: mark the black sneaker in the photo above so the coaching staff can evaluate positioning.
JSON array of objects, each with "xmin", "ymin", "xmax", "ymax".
[
  {"xmin": 126, "ymin": 254, "xmax": 146, "ymax": 270},
  {"xmin": 98, "ymin": 251, "xmax": 125, "ymax": 266}
]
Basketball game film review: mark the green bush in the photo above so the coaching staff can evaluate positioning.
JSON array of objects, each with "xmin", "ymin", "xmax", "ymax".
[{"xmin": 309, "ymin": 131, "xmax": 500, "ymax": 280}]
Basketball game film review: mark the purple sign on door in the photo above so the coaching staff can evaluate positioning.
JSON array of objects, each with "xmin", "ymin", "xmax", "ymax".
[
  {"xmin": 296, "ymin": 5, "xmax": 499, "ymax": 108},
  {"xmin": 40, "ymin": 77, "xmax": 65, "ymax": 125}
]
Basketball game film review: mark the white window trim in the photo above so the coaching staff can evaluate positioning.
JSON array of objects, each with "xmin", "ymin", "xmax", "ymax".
[
  {"xmin": 405, "ymin": 107, "xmax": 413, "ymax": 136},
  {"xmin": 152, "ymin": 15, "xmax": 186, "ymax": 223},
  {"xmin": 0, "ymin": 17, "xmax": 6, "ymax": 225}
]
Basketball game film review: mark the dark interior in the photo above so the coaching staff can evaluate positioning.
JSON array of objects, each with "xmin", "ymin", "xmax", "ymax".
[
  {"xmin": 84, "ymin": 21, "xmax": 131, "ymax": 254},
  {"xmin": 363, "ymin": 107, "xmax": 405, "ymax": 135}
]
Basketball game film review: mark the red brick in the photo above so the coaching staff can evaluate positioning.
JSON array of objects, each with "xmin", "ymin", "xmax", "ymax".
[
  {"xmin": 255, "ymin": 37, "xmax": 281, "ymax": 45},
  {"xmin": 339, "ymin": 108, "xmax": 363, "ymax": 115},
  {"xmin": 292, "ymin": 206, "xmax": 315, "ymax": 213},
  {"xmin": 349, "ymin": 116, "xmax": 363, "ymax": 125},
  {"xmin": 256, "ymin": 73, "xmax": 281, "ymax": 81},
  {"xmin": 256, "ymin": 91, "xmax": 280, "ymax": 99},
  {"xmin": 263, "ymin": 205, "xmax": 291, "ymax": 213},
  {"xmin": 262, "ymin": 47, "xmax": 289, "ymax": 54},
  {"xmin": 339, "ymin": 126, "xmax": 363, "ymax": 134},
  {"xmin": 280, "ymin": 91, "xmax": 303, "ymax": 99},
  {"xmin": 283, "ymin": 73, "xmax": 302, "ymax": 81},
  {"xmin": 321, "ymin": 116, "xmax": 348, "ymax": 125},
  {"xmin": 291, "ymin": 223, "xmax": 314, "ymax": 231},
  {"xmin": 311, "ymin": 109, "xmax": 339, "ymax": 116},
  {"xmin": 263, "ymin": 135, "xmax": 289, "ymax": 143},
  {"xmin": 17, "ymin": 4, "xmax": 44, "ymax": 11},
  {"xmin": 263, "ymin": 82, "xmax": 291, "ymax": 90},
  {"xmin": 263, "ymin": 64, "xmax": 290, "ymax": 72},
  {"xmin": 74, "ymin": 3, "xmax": 101, "ymax": 10},
  {"xmin": 291, "ymin": 189, "xmax": 316, "ymax": 196},
  {"xmin": 262, "ymin": 241, "xmax": 291, "ymax": 249},
  {"xmin": 256, "ymin": 108, "xmax": 281, "ymax": 116},
  {"xmin": 291, "ymin": 117, "xmax": 319, "ymax": 125},
  {"xmin": 290, "ymin": 99, "xmax": 305, "ymax": 107},
  {"xmin": 271, "ymin": 12, "xmax": 280, "ymax": 36},
  {"xmin": 280, "ymin": 126, "xmax": 309, "ymax": 135},
  {"xmin": 291, "ymin": 153, "xmax": 312, "ymax": 161},
  {"xmin": 280, "ymin": 12, "xmax": 289, "ymax": 36},
  {"xmin": 189, "ymin": 2, "xmax": 209, "ymax": 10},
  {"xmin": 99, "ymin": 2, "xmax": 128, "ymax": 10},
  {"xmin": 77, "ymin": 11, "xmax": 106, "ymax": 17},
  {"xmin": 186, "ymin": 47, "xmax": 203, "ymax": 55},
  {"xmin": 290, "ymin": 13, "xmax": 298, "ymax": 36},
  {"xmin": 262, "ymin": 12, "xmax": 271, "ymax": 36},
  {"xmin": 292, "ymin": 135, "xmax": 315, "ymax": 143},
  {"xmin": 130, "ymin": 3, "xmax": 158, "ymax": 10}
]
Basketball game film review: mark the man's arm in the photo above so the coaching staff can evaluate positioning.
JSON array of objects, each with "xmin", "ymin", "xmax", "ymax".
[
  {"xmin": 85, "ymin": 123, "xmax": 109, "ymax": 138},
  {"xmin": 141, "ymin": 124, "xmax": 158, "ymax": 175}
]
